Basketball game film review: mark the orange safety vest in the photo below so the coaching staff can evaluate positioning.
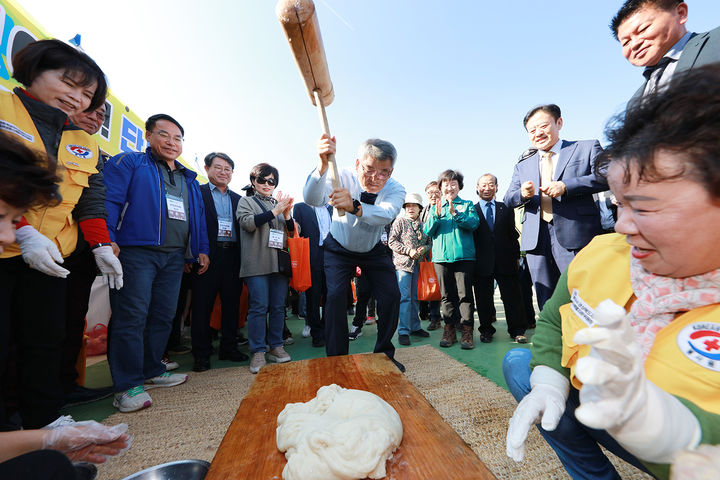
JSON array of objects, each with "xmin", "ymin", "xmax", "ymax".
[
  {"xmin": 560, "ymin": 233, "xmax": 720, "ymax": 414},
  {"xmin": 0, "ymin": 91, "xmax": 99, "ymax": 258}
]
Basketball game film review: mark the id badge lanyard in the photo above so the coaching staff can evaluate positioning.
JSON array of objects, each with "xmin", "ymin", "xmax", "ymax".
[
  {"xmin": 252, "ymin": 197, "xmax": 284, "ymax": 249},
  {"xmin": 165, "ymin": 174, "xmax": 186, "ymax": 221}
]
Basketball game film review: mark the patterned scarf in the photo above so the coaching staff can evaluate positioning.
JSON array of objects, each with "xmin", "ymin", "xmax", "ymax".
[{"xmin": 628, "ymin": 256, "xmax": 720, "ymax": 361}]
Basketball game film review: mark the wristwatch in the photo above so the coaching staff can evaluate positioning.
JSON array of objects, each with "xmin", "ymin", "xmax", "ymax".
[{"xmin": 350, "ymin": 199, "xmax": 361, "ymax": 215}]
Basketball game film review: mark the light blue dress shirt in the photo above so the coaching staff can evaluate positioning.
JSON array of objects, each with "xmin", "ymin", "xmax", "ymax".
[
  {"xmin": 480, "ymin": 199, "xmax": 495, "ymax": 226},
  {"xmin": 209, "ymin": 183, "xmax": 236, "ymax": 242}
]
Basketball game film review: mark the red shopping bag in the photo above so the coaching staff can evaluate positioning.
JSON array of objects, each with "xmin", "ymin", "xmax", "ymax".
[
  {"xmin": 417, "ymin": 261, "xmax": 441, "ymax": 301},
  {"xmin": 288, "ymin": 226, "xmax": 312, "ymax": 292}
]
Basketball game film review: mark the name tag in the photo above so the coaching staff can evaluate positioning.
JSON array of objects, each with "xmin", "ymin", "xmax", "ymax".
[
  {"xmin": 570, "ymin": 289, "xmax": 595, "ymax": 327},
  {"xmin": 218, "ymin": 218, "xmax": 233, "ymax": 238},
  {"xmin": 268, "ymin": 228, "xmax": 284, "ymax": 249},
  {"xmin": 166, "ymin": 195, "xmax": 186, "ymax": 221},
  {"xmin": 380, "ymin": 231, "xmax": 388, "ymax": 245}
]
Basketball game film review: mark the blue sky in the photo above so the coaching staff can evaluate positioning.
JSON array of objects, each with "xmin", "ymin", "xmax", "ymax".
[{"xmin": 19, "ymin": 0, "xmax": 720, "ymax": 203}]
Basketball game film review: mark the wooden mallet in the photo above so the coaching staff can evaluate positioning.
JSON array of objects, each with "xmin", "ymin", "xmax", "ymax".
[{"xmin": 276, "ymin": 0, "xmax": 345, "ymax": 215}]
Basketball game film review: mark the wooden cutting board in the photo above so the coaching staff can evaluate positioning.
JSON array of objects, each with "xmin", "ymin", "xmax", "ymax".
[{"xmin": 205, "ymin": 353, "xmax": 497, "ymax": 480}]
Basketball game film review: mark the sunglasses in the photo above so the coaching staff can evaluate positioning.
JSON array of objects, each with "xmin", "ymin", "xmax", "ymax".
[{"xmin": 253, "ymin": 176, "xmax": 277, "ymax": 187}]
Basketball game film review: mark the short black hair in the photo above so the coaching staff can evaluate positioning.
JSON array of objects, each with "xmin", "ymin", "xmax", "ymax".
[
  {"xmin": 249, "ymin": 163, "xmax": 280, "ymax": 188},
  {"xmin": 437, "ymin": 169, "xmax": 464, "ymax": 190},
  {"xmin": 12, "ymin": 39, "xmax": 108, "ymax": 112},
  {"xmin": 610, "ymin": 0, "xmax": 684, "ymax": 39},
  {"xmin": 204, "ymin": 152, "xmax": 234, "ymax": 170},
  {"xmin": 523, "ymin": 104, "xmax": 562, "ymax": 129},
  {"xmin": 146, "ymin": 114, "xmax": 184, "ymax": 137},
  {"xmin": 596, "ymin": 64, "xmax": 720, "ymax": 197},
  {"xmin": 0, "ymin": 132, "xmax": 61, "ymax": 210}
]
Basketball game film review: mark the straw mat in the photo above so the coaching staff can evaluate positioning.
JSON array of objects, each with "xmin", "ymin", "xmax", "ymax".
[{"xmin": 98, "ymin": 345, "xmax": 652, "ymax": 480}]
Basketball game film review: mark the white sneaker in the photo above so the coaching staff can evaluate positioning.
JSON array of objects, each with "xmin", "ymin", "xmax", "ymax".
[
  {"xmin": 302, "ymin": 325, "xmax": 311, "ymax": 338},
  {"xmin": 161, "ymin": 355, "xmax": 179, "ymax": 371},
  {"xmin": 349, "ymin": 326, "xmax": 363, "ymax": 340},
  {"xmin": 250, "ymin": 352, "xmax": 266, "ymax": 374},
  {"xmin": 144, "ymin": 372, "xmax": 188, "ymax": 389},
  {"xmin": 268, "ymin": 346, "xmax": 291, "ymax": 363},
  {"xmin": 113, "ymin": 386, "xmax": 152, "ymax": 412}
]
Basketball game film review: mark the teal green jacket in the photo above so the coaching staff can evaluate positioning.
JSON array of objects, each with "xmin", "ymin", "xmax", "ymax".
[{"xmin": 423, "ymin": 196, "xmax": 479, "ymax": 263}]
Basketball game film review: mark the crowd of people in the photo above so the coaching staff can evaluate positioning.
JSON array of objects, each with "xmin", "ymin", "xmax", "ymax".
[{"xmin": 0, "ymin": 1, "xmax": 718, "ymax": 479}]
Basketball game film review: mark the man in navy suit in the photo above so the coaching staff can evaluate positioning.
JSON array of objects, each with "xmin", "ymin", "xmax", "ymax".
[
  {"xmin": 191, "ymin": 152, "xmax": 247, "ymax": 372},
  {"xmin": 612, "ymin": 0, "xmax": 720, "ymax": 101},
  {"xmin": 504, "ymin": 105, "xmax": 607, "ymax": 310},
  {"xmin": 292, "ymin": 201, "xmax": 332, "ymax": 348},
  {"xmin": 473, "ymin": 174, "xmax": 527, "ymax": 344}
]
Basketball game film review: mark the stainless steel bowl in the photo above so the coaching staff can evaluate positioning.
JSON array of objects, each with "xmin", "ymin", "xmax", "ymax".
[{"xmin": 119, "ymin": 459, "xmax": 210, "ymax": 480}]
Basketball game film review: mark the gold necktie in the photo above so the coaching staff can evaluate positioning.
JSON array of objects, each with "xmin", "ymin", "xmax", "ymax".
[{"xmin": 540, "ymin": 151, "xmax": 554, "ymax": 222}]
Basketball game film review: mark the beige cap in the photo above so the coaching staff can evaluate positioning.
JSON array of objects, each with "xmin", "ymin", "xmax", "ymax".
[{"xmin": 403, "ymin": 192, "xmax": 423, "ymax": 208}]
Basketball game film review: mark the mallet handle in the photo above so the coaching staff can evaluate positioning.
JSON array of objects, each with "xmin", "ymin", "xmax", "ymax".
[{"xmin": 314, "ymin": 90, "xmax": 345, "ymax": 216}]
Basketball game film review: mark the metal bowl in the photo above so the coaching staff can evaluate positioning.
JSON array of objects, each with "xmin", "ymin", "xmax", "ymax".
[{"xmin": 119, "ymin": 459, "xmax": 210, "ymax": 480}]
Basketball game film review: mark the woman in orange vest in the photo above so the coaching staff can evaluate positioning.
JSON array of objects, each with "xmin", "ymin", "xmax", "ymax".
[
  {"xmin": 0, "ymin": 39, "xmax": 121, "ymax": 429},
  {"xmin": 504, "ymin": 65, "xmax": 720, "ymax": 480}
]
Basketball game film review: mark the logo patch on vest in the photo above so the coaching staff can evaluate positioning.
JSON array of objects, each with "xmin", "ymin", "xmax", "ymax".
[
  {"xmin": 66, "ymin": 144, "xmax": 94, "ymax": 159},
  {"xmin": 570, "ymin": 289, "xmax": 595, "ymax": 327},
  {"xmin": 676, "ymin": 322, "xmax": 720, "ymax": 372}
]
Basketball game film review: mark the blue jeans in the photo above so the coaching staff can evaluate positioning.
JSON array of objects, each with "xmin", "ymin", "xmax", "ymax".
[
  {"xmin": 396, "ymin": 266, "xmax": 420, "ymax": 336},
  {"xmin": 502, "ymin": 349, "xmax": 653, "ymax": 480},
  {"xmin": 108, "ymin": 247, "xmax": 185, "ymax": 392},
  {"xmin": 244, "ymin": 274, "xmax": 289, "ymax": 354}
]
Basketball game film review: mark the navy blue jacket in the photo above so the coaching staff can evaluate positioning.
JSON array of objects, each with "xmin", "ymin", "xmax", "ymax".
[{"xmin": 104, "ymin": 148, "xmax": 209, "ymax": 260}]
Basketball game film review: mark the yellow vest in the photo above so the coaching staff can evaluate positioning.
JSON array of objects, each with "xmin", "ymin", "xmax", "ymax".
[
  {"xmin": 560, "ymin": 233, "xmax": 720, "ymax": 414},
  {"xmin": 0, "ymin": 91, "xmax": 99, "ymax": 258}
]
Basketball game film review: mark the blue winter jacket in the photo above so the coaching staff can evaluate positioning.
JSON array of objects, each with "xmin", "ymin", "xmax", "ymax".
[{"xmin": 104, "ymin": 148, "xmax": 209, "ymax": 260}]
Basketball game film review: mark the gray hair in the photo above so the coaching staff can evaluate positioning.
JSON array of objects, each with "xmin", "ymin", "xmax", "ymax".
[{"xmin": 358, "ymin": 138, "xmax": 397, "ymax": 166}]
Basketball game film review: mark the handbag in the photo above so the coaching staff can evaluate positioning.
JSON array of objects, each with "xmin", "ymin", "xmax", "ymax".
[
  {"xmin": 252, "ymin": 196, "xmax": 293, "ymax": 278},
  {"xmin": 288, "ymin": 226, "xmax": 312, "ymax": 292},
  {"xmin": 417, "ymin": 261, "xmax": 441, "ymax": 301}
]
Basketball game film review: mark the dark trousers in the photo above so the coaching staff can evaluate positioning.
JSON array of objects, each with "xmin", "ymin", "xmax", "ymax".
[
  {"xmin": 323, "ymin": 235, "xmax": 399, "ymax": 358},
  {"xmin": 473, "ymin": 272, "xmax": 526, "ymax": 337},
  {"xmin": 60, "ymin": 244, "xmax": 97, "ymax": 394},
  {"xmin": 0, "ymin": 256, "xmax": 66, "ymax": 429},
  {"xmin": 0, "ymin": 450, "xmax": 76, "ymax": 480},
  {"xmin": 168, "ymin": 272, "xmax": 192, "ymax": 351},
  {"xmin": 352, "ymin": 274, "xmax": 375, "ymax": 327},
  {"xmin": 191, "ymin": 247, "xmax": 241, "ymax": 360},
  {"xmin": 434, "ymin": 261, "xmax": 475, "ymax": 326},
  {"xmin": 306, "ymin": 268, "xmax": 326, "ymax": 341},
  {"xmin": 519, "ymin": 257, "xmax": 536, "ymax": 325},
  {"xmin": 526, "ymin": 220, "xmax": 577, "ymax": 311}
]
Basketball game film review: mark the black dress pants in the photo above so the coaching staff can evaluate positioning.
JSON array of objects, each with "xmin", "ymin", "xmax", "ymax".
[
  {"xmin": 306, "ymin": 267, "xmax": 326, "ymax": 342},
  {"xmin": 0, "ymin": 450, "xmax": 76, "ymax": 480},
  {"xmin": 473, "ymin": 272, "xmax": 526, "ymax": 337}
]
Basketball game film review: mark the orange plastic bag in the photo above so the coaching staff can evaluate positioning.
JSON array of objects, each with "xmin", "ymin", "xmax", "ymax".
[
  {"xmin": 417, "ymin": 261, "xmax": 441, "ymax": 301},
  {"xmin": 85, "ymin": 323, "xmax": 108, "ymax": 356},
  {"xmin": 288, "ymin": 227, "xmax": 311, "ymax": 292}
]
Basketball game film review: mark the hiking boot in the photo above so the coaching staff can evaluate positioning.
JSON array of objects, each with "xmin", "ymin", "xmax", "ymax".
[
  {"xmin": 268, "ymin": 346, "xmax": 291, "ymax": 363},
  {"xmin": 113, "ymin": 386, "xmax": 152, "ymax": 412},
  {"xmin": 460, "ymin": 324, "xmax": 474, "ymax": 350},
  {"xmin": 439, "ymin": 324, "xmax": 457, "ymax": 347},
  {"xmin": 427, "ymin": 318, "xmax": 442, "ymax": 331},
  {"xmin": 250, "ymin": 352, "xmax": 266, "ymax": 374},
  {"xmin": 398, "ymin": 334, "xmax": 410, "ymax": 346},
  {"xmin": 348, "ymin": 325, "xmax": 363, "ymax": 340},
  {"xmin": 144, "ymin": 372, "xmax": 188, "ymax": 389}
]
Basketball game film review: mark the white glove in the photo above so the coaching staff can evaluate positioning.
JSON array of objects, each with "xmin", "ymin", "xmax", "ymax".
[
  {"xmin": 671, "ymin": 445, "xmax": 720, "ymax": 480},
  {"xmin": 574, "ymin": 299, "xmax": 701, "ymax": 463},
  {"xmin": 506, "ymin": 365, "xmax": 570, "ymax": 462},
  {"xmin": 42, "ymin": 419, "xmax": 132, "ymax": 463},
  {"xmin": 92, "ymin": 245, "xmax": 123, "ymax": 289},
  {"xmin": 15, "ymin": 225, "xmax": 70, "ymax": 278}
]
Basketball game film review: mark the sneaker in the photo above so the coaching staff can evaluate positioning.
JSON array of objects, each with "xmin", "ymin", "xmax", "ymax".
[
  {"xmin": 63, "ymin": 386, "xmax": 114, "ymax": 408},
  {"xmin": 113, "ymin": 386, "xmax": 152, "ymax": 412},
  {"xmin": 439, "ymin": 323, "xmax": 457, "ymax": 348},
  {"xmin": 514, "ymin": 334, "xmax": 528, "ymax": 344},
  {"xmin": 283, "ymin": 335, "xmax": 295, "ymax": 346},
  {"xmin": 364, "ymin": 316, "xmax": 376, "ymax": 325},
  {"xmin": 460, "ymin": 324, "xmax": 474, "ymax": 350},
  {"xmin": 302, "ymin": 325, "xmax": 311, "ymax": 338},
  {"xmin": 348, "ymin": 325, "xmax": 363, "ymax": 340},
  {"xmin": 144, "ymin": 372, "xmax": 188, "ymax": 389},
  {"xmin": 268, "ymin": 346, "xmax": 291, "ymax": 363},
  {"xmin": 250, "ymin": 352, "xmax": 266, "ymax": 374},
  {"xmin": 161, "ymin": 354, "xmax": 179, "ymax": 371},
  {"xmin": 398, "ymin": 334, "xmax": 410, "ymax": 346},
  {"xmin": 236, "ymin": 332, "xmax": 249, "ymax": 346}
]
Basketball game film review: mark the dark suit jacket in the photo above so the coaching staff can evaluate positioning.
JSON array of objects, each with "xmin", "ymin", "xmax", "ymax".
[
  {"xmin": 293, "ymin": 202, "xmax": 332, "ymax": 269},
  {"xmin": 199, "ymin": 183, "xmax": 242, "ymax": 259},
  {"xmin": 473, "ymin": 201, "xmax": 520, "ymax": 276},
  {"xmin": 504, "ymin": 139, "xmax": 607, "ymax": 251},
  {"xmin": 630, "ymin": 26, "xmax": 720, "ymax": 103}
]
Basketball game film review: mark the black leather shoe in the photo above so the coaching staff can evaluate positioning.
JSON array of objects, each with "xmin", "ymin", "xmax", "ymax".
[
  {"xmin": 63, "ymin": 386, "xmax": 114, "ymax": 407},
  {"xmin": 410, "ymin": 328, "xmax": 430, "ymax": 338},
  {"xmin": 192, "ymin": 358, "xmax": 211, "ymax": 372},
  {"xmin": 390, "ymin": 357, "xmax": 406, "ymax": 373},
  {"xmin": 480, "ymin": 335, "xmax": 493, "ymax": 344},
  {"xmin": 311, "ymin": 337, "xmax": 325, "ymax": 348},
  {"xmin": 398, "ymin": 334, "xmax": 411, "ymax": 345},
  {"xmin": 219, "ymin": 349, "xmax": 249, "ymax": 362}
]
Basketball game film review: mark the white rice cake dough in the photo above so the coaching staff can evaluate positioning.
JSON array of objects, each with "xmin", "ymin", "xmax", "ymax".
[{"xmin": 276, "ymin": 384, "xmax": 403, "ymax": 480}]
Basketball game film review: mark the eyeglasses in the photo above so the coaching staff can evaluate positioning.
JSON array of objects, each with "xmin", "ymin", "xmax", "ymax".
[
  {"xmin": 152, "ymin": 130, "xmax": 184, "ymax": 144},
  {"xmin": 253, "ymin": 176, "xmax": 277, "ymax": 186},
  {"xmin": 360, "ymin": 163, "xmax": 392, "ymax": 179}
]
